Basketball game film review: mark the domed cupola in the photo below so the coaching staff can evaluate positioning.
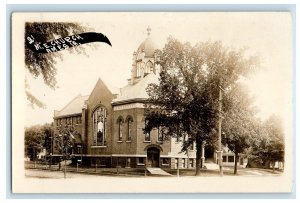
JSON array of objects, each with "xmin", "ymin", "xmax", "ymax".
[
  {"xmin": 137, "ymin": 27, "xmax": 157, "ymax": 58},
  {"xmin": 128, "ymin": 26, "xmax": 161, "ymax": 85}
]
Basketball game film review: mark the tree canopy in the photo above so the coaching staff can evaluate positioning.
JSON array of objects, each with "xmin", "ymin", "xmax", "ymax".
[
  {"xmin": 221, "ymin": 84, "xmax": 260, "ymax": 174},
  {"xmin": 25, "ymin": 22, "xmax": 87, "ymax": 88},
  {"xmin": 54, "ymin": 125, "xmax": 79, "ymax": 160},
  {"xmin": 25, "ymin": 22, "xmax": 88, "ymax": 107},
  {"xmin": 25, "ymin": 123, "xmax": 53, "ymax": 161},
  {"xmin": 251, "ymin": 115, "xmax": 285, "ymax": 169},
  {"xmin": 145, "ymin": 37, "xmax": 260, "ymax": 175}
]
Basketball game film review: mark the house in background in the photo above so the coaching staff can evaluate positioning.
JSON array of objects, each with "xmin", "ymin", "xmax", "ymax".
[{"xmin": 37, "ymin": 148, "xmax": 46, "ymax": 160}]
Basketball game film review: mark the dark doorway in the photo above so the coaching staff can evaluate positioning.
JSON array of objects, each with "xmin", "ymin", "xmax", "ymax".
[
  {"xmin": 147, "ymin": 147, "xmax": 160, "ymax": 167},
  {"xmin": 205, "ymin": 145, "xmax": 215, "ymax": 162}
]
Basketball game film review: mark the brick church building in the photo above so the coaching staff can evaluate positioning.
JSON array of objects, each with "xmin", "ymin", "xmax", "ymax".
[{"xmin": 52, "ymin": 28, "xmax": 197, "ymax": 169}]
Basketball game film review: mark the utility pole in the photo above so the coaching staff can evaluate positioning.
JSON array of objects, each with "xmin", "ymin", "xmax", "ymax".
[
  {"xmin": 218, "ymin": 85, "xmax": 224, "ymax": 176},
  {"xmin": 50, "ymin": 130, "xmax": 53, "ymax": 169}
]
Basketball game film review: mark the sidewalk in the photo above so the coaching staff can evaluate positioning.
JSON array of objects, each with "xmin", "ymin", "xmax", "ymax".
[{"xmin": 25, "ymin": 166, "xmax": 283, "ymax": 179}]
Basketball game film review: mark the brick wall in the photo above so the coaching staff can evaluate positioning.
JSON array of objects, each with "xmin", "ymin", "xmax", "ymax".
[
  {"xmin": 112, "ymin": 108, "xmax": 138, "ymax": 155},
  {"xmin": 85, "ymin": 79, "xmax": 114, "ymax": 156}
]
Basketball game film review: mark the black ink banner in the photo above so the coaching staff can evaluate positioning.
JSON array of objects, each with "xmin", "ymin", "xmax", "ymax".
[{"xmin": 26, "ymin": 32, "xmax": 112, "ymax": 53}]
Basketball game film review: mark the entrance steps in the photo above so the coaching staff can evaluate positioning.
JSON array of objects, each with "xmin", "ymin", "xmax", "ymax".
[
  {"xmin": 59, "ymin": 160, "xmax": 72, "ymax": 169},
  {"xmin": 146, "ymin": 167, "xmax": 172, "ymax": 176}
]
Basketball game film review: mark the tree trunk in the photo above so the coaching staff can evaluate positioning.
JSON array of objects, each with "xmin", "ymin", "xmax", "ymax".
[
  {"xmin": 234, "ymin": 152, "xmax": 238, "ymax": 175},
  {"xmin": 272, "ymin": 161, "xmax": 275, "ymax": 173},
  {"xmin": 195, "ymin": 139, "xmax": 202, "ymax": 176}
]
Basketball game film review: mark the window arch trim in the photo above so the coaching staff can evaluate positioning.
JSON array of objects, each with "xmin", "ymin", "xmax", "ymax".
[
  {"xmin": 116, "ymin": 116, "xmax": 124, "ymax": 123},
  {"xmin": 116, "ymin": 116, "xmax": 124, "ymax": 141},
  {"xmin": 126, "ymin": 115, "xmax": 134, "ymax": 141},
  {"xmin": 91, "ymin": 104, "xmax": 108, "ymax": 116}
]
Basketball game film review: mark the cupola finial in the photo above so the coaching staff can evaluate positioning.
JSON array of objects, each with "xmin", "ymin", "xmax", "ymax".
[{"xmin": 147, "ymin": 26, "xmax": 151, "ymax": 36}]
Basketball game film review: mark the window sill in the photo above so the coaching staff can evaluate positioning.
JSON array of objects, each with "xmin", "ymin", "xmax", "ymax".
[
  {"xmin": 117, "ymin": 141, "xmax": 123, "ymax": 143},
  {"xmin": 143, "ymin": 141, "xmax": 151, "ymax": 143},
  {"xmin": 157, "ymin": 141, "xmax": 163, "ymax": 144},
  {"xmin": 126, "ymin": 140, "xmax": 132, "ymax": 143},
  {"xmin": 137, "ymin": 163, "xmax": 145, "ymax": 166},
  {"xmin": 162, "ymin": 163, "xmax": 169, "ymax": 166},
  {"xmin": 91, "ymin": 146, "xmax": 107, "ymax": 148}
]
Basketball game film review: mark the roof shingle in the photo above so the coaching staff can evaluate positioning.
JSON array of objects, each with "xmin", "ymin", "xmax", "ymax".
[{"xmin": 54, "ymin": 95, "xmax": 89, "ymax": 117}]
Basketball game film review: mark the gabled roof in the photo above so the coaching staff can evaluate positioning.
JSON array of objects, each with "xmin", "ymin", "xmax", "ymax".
[
  {"xmin": 54, "ymin": 78, "xmax": 120, "ymax": 118},
  {"xmin": 106, "ymin": 83, "xmax": 120, "ymax": 95},
  {"xmin": 54, "ymin": 94, "xmax": 89, "ymax": 117},
  {"xmin": 88, "ymin": 78, "xmax": 120, "ymax": 100},
  {"xmin": 112, "ymin": 73, "xmax": 159, "ymax": 104}
]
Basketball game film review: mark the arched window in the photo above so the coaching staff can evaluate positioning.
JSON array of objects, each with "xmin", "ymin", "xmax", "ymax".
[
  {"xmin": 145, "ymin": 132, "xmax": 150, "ymax": 142},
  {"xmin": 92, "ymin": 106, "xmax": 107, "ymax": 146},
  {"xmin": 144, "ymin": 120, "xmax": 150, "ymax": 142},
  {"xmin": 117, "ymin": 116, "xmax": 124, "ymax": 141},
  {"xmin": 126, "ymin": 116, "xmax": 133, "ymax": 141},
  {"xmin": 157, "ymin": 126, "xmax": 163, "ymax": 142},
  {"xmin": 146, "ymin": 61, "xmax": 153, "ymax": 73}
]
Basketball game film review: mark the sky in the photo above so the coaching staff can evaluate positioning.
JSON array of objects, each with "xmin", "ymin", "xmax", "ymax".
[{"xmin": 23, "ymin": 12, "xmax": 292, "ymax": 134}]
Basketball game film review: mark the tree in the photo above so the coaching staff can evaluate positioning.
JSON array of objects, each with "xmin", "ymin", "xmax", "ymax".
[
  {"xmin": 253, "ymin": 115, "xmax": 284, "ymax": 171},
  {"xmin": 25, "ymin": 22, "xmax": 88, "ymax": 107},
  {"xmin": 43, "ymin": 123, "xmax": 54, "ymax": 166},
  {"xmin": 43, "ymin": 129, "xmax": 52, "ymax": 155},
  {"xmin": 221, "ymin": 84, "xmax": 259, "ymax": 174},
  {"xmin": 25, "ymin": 126, "xmax": 43, "ymax": 161},
  {"xmin": 54, "ymin": 125, "xmax": 78, "ymax": 178},
  {"xmin": 145, "ymin": 37, "xmax": 259, "ymax": 176},
  {"xmin": 24, "ymin": 123, "xmax": 53, "ymax": 161}
]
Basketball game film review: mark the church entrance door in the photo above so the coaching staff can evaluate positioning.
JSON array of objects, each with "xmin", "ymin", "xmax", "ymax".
[{"xmin": 147, "ymin": 147, "xmax": 160, "ymax": 168}]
